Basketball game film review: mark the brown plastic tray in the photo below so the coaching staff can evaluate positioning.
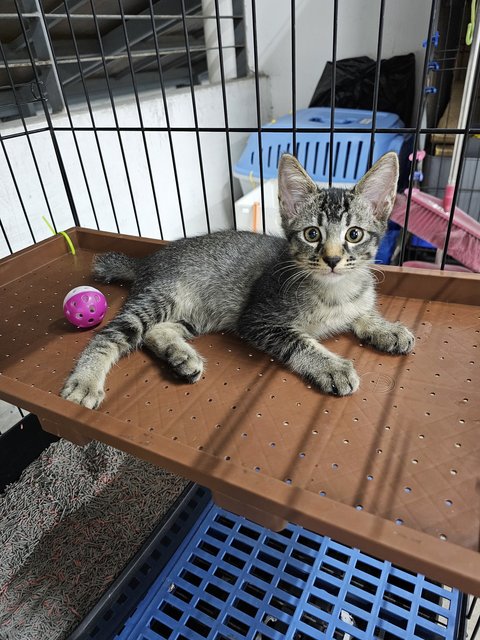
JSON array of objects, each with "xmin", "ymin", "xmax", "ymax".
[{"xmin": 1, "ymin": 228, "xmax": 479, "ymax": 594}]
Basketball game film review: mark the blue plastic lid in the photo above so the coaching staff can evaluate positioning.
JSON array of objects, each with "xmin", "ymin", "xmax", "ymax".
[{"xmin": 266, "ymin": 107, "xmax": 402, "ymax": 130}]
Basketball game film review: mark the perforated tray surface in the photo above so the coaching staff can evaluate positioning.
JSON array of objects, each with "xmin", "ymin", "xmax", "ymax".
[
  {"xmin": 115, "ymin": 500, "xmax": 463, "ymax": 640},
  {"xmin": 0, "ymin": 229, "xmax": 479, "ymax": 594}
]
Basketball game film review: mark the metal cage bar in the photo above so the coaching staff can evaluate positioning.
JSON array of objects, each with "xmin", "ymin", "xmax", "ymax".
[
  {"xmin": 0, "ymin": 37, "xmax": 59, "ymax": 233},
  {"xmin": 61, "ymin": 0, "xmax": 120, "ymax": 232},
  {"xmin": 250, "ymin": 0, "xmax": 265, "ymax": 232},
  {"xmin": 398, "ymin": 0, "xmax": 440, "ymax": 266},
  {"xmin": 180, "ymin": 0, "xmax": 210, "ymax": 234},
  {"xmin": 0, "ymin": 131, "xmax": 37, "ymax": 245},
  {"xmin": 427, "ymin": 0, "xmax": 463, "ymax": 213},
  {"xmin": 117, "ymin": 0, "xmax": 164, "ymax": 238},
  {"xmin": 291, "ymin": 0, "xmax": 296, "ymax": 159},
  {"xmin": 367, "ymin": 0, "xmax": 386, "ymax": 170},
  {"xmin": 146, "ymin": 0, "xmax": 186, "ymax": 237},
  {"xmin": 328, "ymin": 0, "xmax": 338, "ymax": 187},
  {"xmin": 41, "ymin": 125, "xmax": 480, "ymax": 135},
  {"xmin": 37, "ymin": 0, "xmax": 100, "ymax": 230},
  {"xmin": 213, "ymin": 0, "xmax": 236, "ymax": 228},
  {"xmin": 86, "ymin": 0, "xmax": 142, "ymax": 235},
  {"xmin": 14, "ymin": 0, "xmax": 80, "ymax": 227},
  {"xmin": 440, "ymin": 13, "xmax": 480, "ymax": 268}
]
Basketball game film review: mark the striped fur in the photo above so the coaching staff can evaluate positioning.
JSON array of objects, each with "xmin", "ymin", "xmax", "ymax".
[{"xmin": 61, "ymin": 152, "xmax": 414, "ymax": 408}]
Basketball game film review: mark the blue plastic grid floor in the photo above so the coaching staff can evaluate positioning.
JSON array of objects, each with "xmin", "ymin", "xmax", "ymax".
[{"xmin": 116, "ymin": 502, "xmax": 462, "ymax": 640}]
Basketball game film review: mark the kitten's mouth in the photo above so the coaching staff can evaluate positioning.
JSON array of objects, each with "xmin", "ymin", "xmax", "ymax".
[
  {"xmin": 311, "ymin": 268, "xmax": 346, "ymax": 280},
  {"xmin": 297, "ymin": 261, "xmax": 348, "ymax": 279}
]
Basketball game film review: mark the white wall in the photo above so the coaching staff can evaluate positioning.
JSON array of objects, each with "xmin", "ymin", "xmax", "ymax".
[
  {"xmin": 0, "ymin": 75, "xmax": 272, "ymax": 258},
  {"xmin": 244, "ymin": 0, "xmax": 431, "ymax": 122}
]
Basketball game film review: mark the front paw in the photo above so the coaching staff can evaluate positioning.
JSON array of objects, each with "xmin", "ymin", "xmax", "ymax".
[
  {"xmin": 312, "ymin": 356, "xmax": 360, "ymax": 396},
  {"xmin": 61, "ymin": 373, "xmax": 105, "ymax": 409},
  {"xmin": 367, "ymin": 323, "xmax": 415, "ymax": 355}
]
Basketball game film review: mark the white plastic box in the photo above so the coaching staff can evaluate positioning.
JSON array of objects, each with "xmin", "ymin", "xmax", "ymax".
[
  {"xmin": 234, "ymin": 177, "xmax": 351, "ymax": 236},
  {"xmin": 234, "ymin": 179, "xmax": 283, "ymax": 236}
]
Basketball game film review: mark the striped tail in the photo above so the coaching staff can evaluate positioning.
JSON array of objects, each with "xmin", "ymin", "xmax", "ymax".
[{"xmin": 92, "ymin": 251, "xmax": 137, "ymax": 284}]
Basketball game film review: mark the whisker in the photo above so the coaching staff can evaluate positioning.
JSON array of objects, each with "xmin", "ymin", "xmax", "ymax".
[
  {"xmin": 276, "ymin": 269, "xmax": 302, "ymax": 288},
  {"xmin": 290, "ymin": 270, "xmax": 312, "ymax": 302},
  {"xmin": 273, "ymin": 266, "xmax": 297, "ymax": 277},
  {"xmin": 367, "ymin": 265, "xmax": 384, "ymax": 274},
  {"xmin": 365, "ymin": 264, "xmax": 386, "ymax": 284},
  {"xmin": 272, "ymin": 261, "xmax": 299, "ymax": 277},
  {"xmin": 280, "ymin": 268, "xmax": 311, "ymax": 298},
  {"xmin": 281, "ymin": 271, "xmax": 305, "ymax": 296}
]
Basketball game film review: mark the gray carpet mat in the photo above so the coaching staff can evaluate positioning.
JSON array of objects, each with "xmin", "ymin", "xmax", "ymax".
[{"xmin": 0, "ymin": 438, "xmax": 188, "ymax": 640}]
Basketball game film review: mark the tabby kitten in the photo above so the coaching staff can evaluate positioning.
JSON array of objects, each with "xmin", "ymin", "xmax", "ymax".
[{"xmin": 61, "ymin": 152, "xmax": 414, "ymax": 409}]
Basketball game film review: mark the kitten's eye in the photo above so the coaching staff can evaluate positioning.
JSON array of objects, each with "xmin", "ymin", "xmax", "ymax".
[
  {"xmin": 303, "ymin": 227, "xmax": 321, "ymax": 243},
  {"xmin": 345, "ymin": 227, "xmax": 364, "ymax": 243}
]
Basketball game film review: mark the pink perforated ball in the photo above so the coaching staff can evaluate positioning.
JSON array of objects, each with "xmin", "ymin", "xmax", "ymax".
[{"xmin": 63, "ymin": 286, "xmax": 108, "ymax": 329}]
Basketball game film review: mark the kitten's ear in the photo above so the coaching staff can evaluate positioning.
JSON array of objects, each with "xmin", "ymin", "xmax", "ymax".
[
  {"xmin": 354, "ymin": 152, "xmax": 399, "ymax": 222},
  {"xmin": 278, "ymin": 153, "xmax": 317, "ymax": 221}
]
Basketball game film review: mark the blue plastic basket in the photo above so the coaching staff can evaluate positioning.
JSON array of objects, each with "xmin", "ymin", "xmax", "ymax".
[
  {"xmin": 115, "ymin": 500, "xmax": 463, "ymax": 640},
  {"xmin": 234, "ymin": 107, "xmax": 406, "ymax": 185}
]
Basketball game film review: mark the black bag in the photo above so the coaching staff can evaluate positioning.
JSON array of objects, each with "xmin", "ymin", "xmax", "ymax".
[{"xmin": 309, "ymin": 54, "xmax": 416, "ymax": 126}]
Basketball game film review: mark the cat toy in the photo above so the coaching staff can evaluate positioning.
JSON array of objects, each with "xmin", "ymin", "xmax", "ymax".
[
  {"xmin": 40, "ymin": 218, "xmax": 107, "ymax": 328},
  {"xmin": 63, "ymin": 286, "xmax": 108, "ymax": 329}
]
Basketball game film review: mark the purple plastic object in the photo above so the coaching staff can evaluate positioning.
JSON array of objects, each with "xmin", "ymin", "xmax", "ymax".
[{"xmin": 63, "ymin": 286, "xmax": 108, "ymax": 329}]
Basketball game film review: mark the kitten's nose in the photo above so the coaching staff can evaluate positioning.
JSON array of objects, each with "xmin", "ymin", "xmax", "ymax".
[{"xmin": 323, "ymin": 255, "xmax": 341, "ymax": 270}]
